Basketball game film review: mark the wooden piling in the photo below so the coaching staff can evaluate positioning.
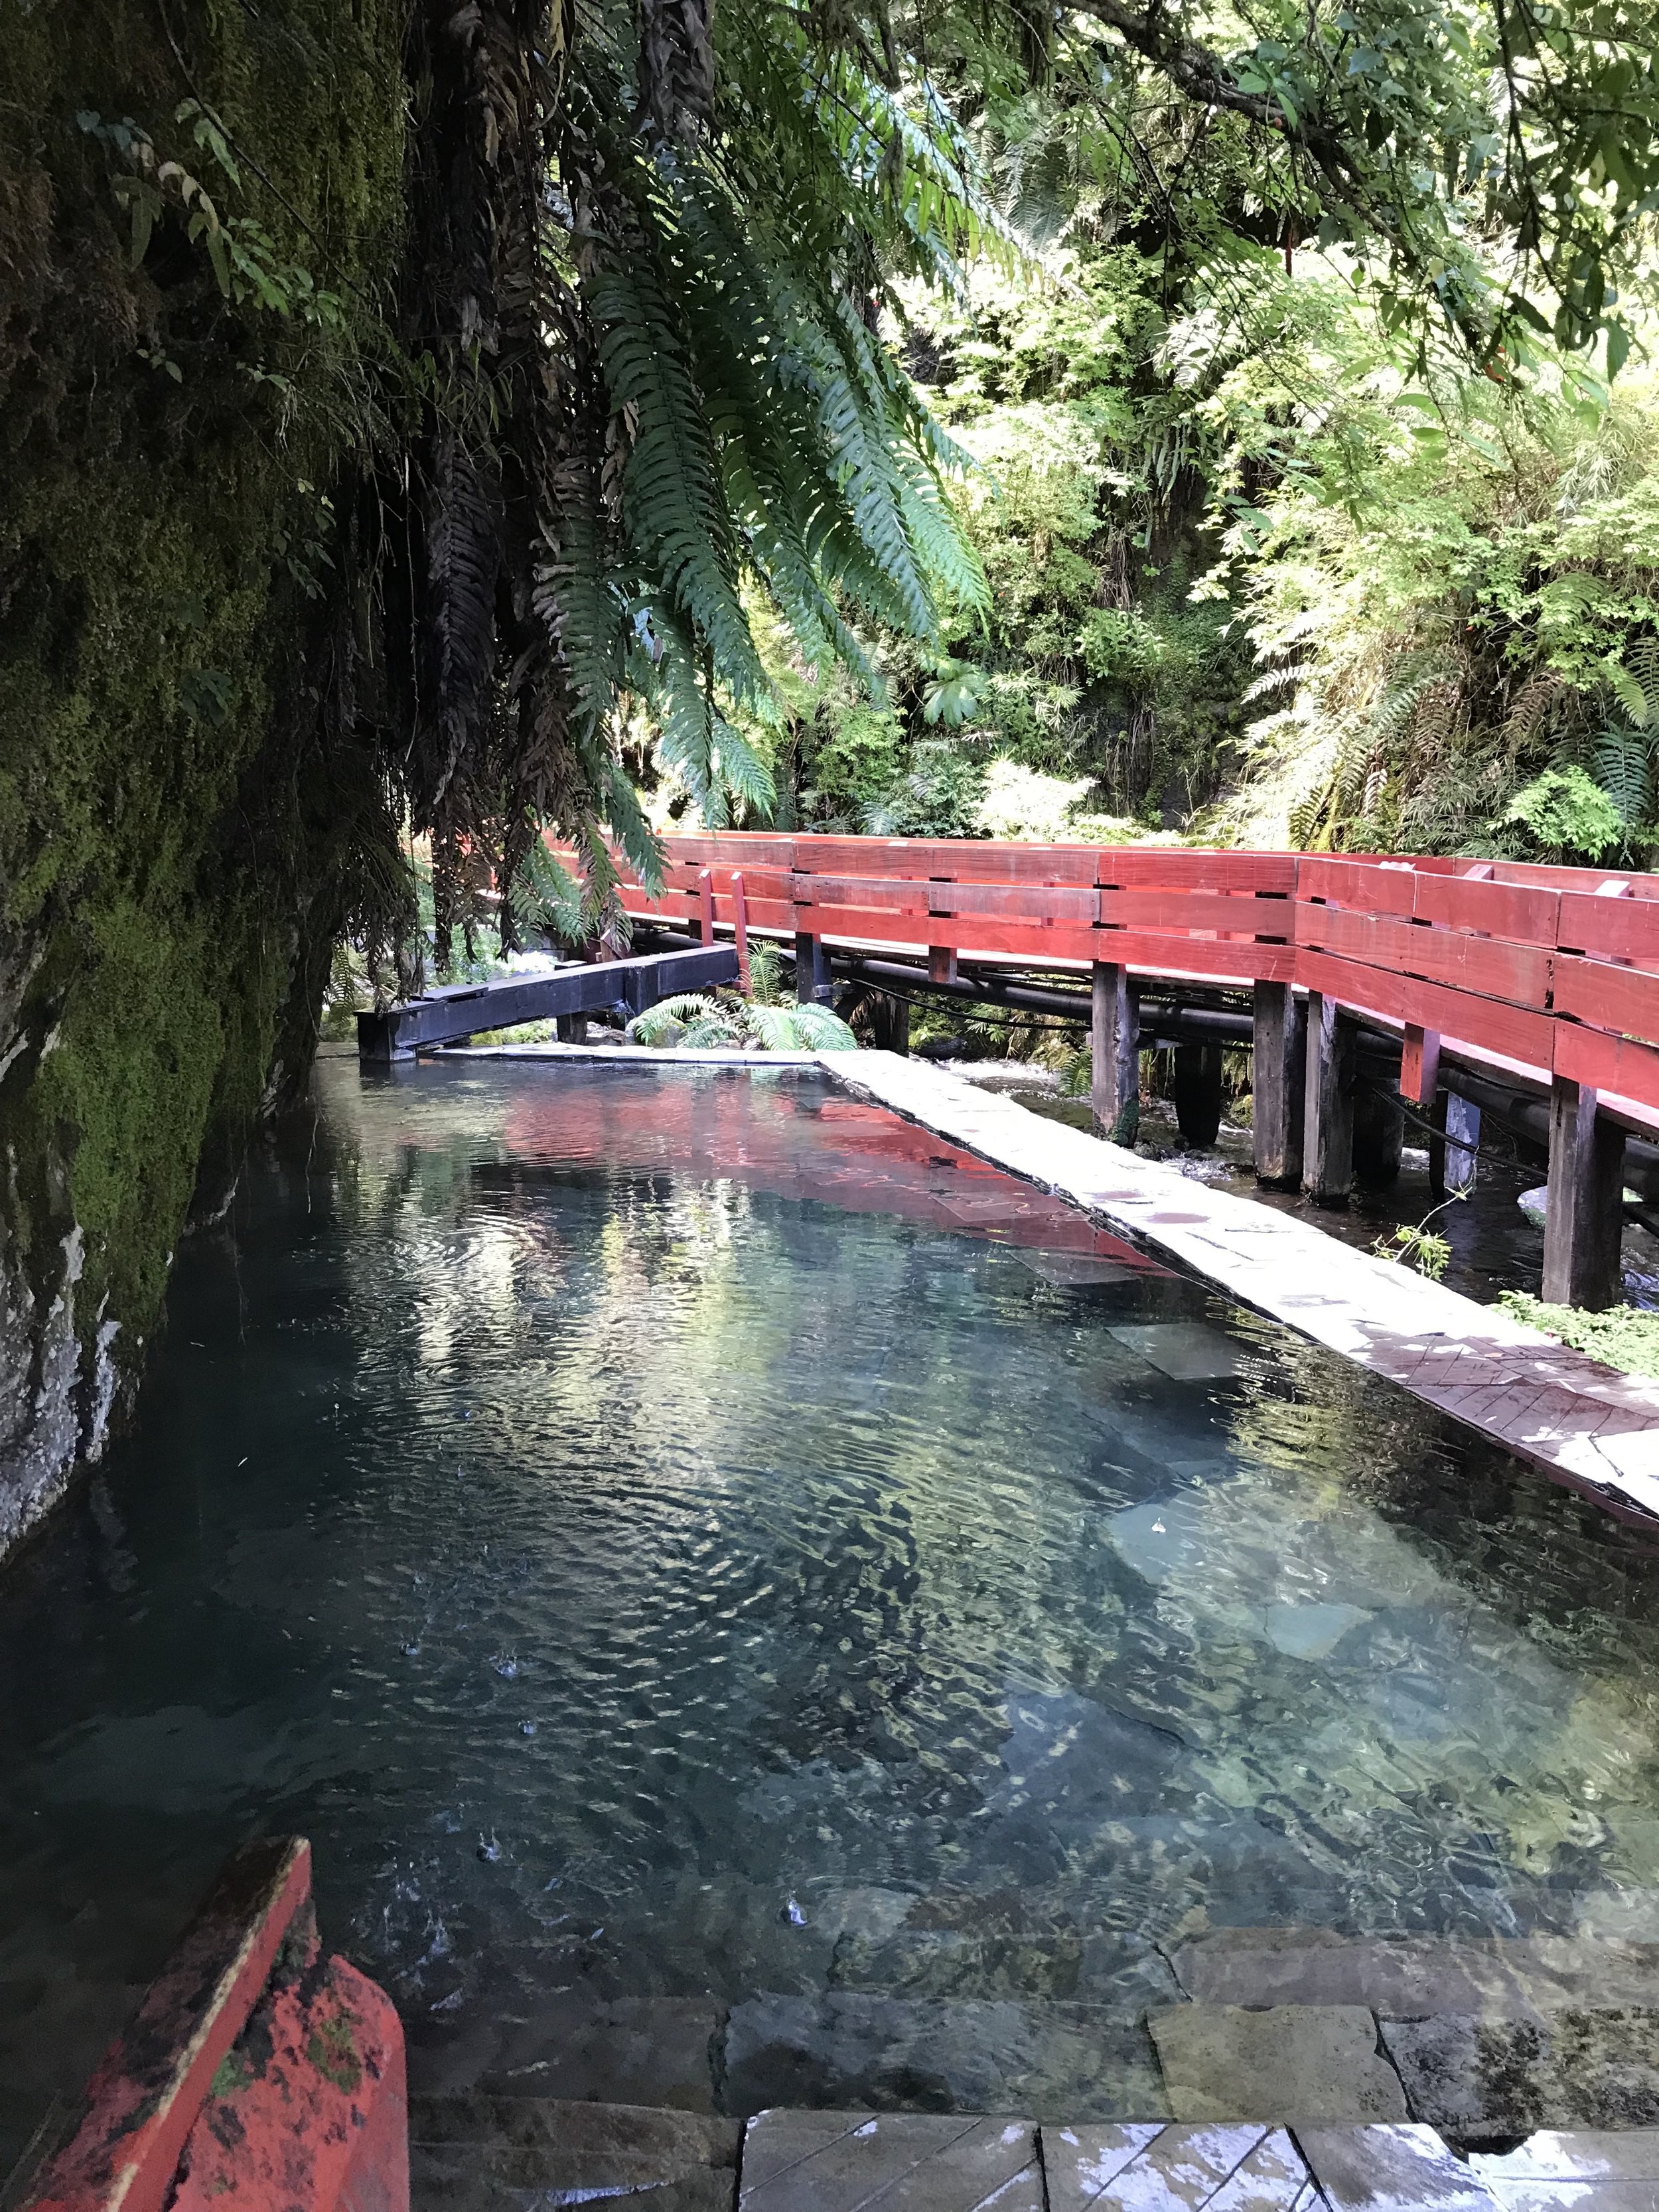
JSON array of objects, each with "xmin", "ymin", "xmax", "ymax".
[
  {"xmin": 1092, "ymin": 962, "xmax": 1139, "ymax": 1145},
  {"xmin": 795, "ymin": 930, "xmax": 833, "ymax": 1005},
  {"xmin": 871, "ymin": 992, "xmax": 910, "ymax": 1055},
  {"xmin": 1353, "ymin": 1082, "xmax": 1404, "ymax": 1187},
  {"xmin": 1302, "ymin": 990, "xmax": 1356, "ymax": 1205},
  {"xmin": 1173, "ymin": 1042, "xmax": 1223, "ymax": 1147},
  {"xmin": 1430, "ymin": 1092, "xmax": 1480, "ymax": 1200},
  {"xmin": 1543, "ymin": 1075, "xmax": 1625, "ymax": 1311},
  {"xmin": 1252, "ymin": 980, "xmax": 1305, "ymax": 1185}
]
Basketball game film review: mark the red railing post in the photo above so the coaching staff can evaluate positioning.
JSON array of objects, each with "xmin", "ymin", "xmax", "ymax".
[
  {"xmin": 731, "ymin": 870, "xmax": 751, "ymax": 994},
  {"xmin": 697, "ymin": 866, "xmax": 715, "ymax": 946}
]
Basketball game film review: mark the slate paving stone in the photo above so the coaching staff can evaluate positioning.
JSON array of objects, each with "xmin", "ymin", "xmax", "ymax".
[
  {"xmin": 408, "ymin": 2095, "xmax": 741, "ymax": 2212},
  {"xmin": 1380, "ymin": 2011, "xmax": 1659, "ymax": 2145},
  {"xmin": 1148, "ymin": 2006, "xmax": 1409, "ymax": 2124},
  {"xmin": 1108, "ymin": 1324, "xmax": 1249, "ymax": 1381},
  {"xmin": 1041, "ymin": 2121, "xmax": 1321, "ymax": 2210},
  {"xmin": 403, "ymin": 1992, "xmax": 725, "ymax": 2111},
  {"xmin": 1297, "ymin": 2123, "xmax": 1497, "ymax": 2209},
  {"xmin": 1471, "ymin": 2126, "xmax": 1659, "ymax": 2205},
  {"xmin": 1171, "ymin": 1933, "xmax": 1659, "ymax": 2024},
  {"xmin": 721, "ymin": 1994, "xmax": 1171, "ymax": 2120},
  {"xmin": 738, "ymin": 2110, "xmax": 1043, "ymax": 2212}
]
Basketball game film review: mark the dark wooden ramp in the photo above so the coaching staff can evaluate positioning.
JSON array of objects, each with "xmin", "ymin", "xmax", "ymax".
[{"xmin": 356, "ymin": 944, "xmax": 739, "ymax": 1061}]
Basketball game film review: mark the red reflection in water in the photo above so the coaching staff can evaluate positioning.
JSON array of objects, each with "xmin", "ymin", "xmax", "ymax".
[{"xmin": 496, "ymin": 1074, "xmax": 1165, "ymax": 1267}]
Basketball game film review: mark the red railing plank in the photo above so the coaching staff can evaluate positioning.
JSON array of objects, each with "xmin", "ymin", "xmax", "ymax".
[{"xmin": 1554, "ymin": 954, "xmax": 1659, "ymax": 1049}]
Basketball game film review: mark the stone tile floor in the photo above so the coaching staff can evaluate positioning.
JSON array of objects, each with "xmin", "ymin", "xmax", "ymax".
[
  {"xmin": 408, "ymin": 2098, "xmax": 1659, "ymax": 2209},
  {"xmin": 820, "ymin": 1054, "xmax": 1659, "ymax": 1527}
]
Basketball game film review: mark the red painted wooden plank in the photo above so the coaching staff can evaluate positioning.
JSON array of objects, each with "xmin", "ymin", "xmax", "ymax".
[
  {"xmin": 1091, "ymin": 932, "xmax": 1296, "ymax": 982},
  {"xmin": 1557, "ymin": 891, "xmax": 1659, "ymax": 968},
  {"xmin": 790, "ymin": 875, "xmax": 934, "ymax": 913},
  {"xmin": 1298, "ymin": 950, "xmax": 1557, "ymax": 1069},
  {"xmin": 1298, "ymin": 858, "xmax": 1418, "ymax": 916},
  {"xmin": 1099, "ymin": 889, "xmax": 1287, "ymax": 934},
  {"xmin": 26, "ymin": 1840, "xmax": 316, "ymax": 2212},
  {"xmin": 928, "ymin": 881, "xmax": 1099, "ymax": 922},
  {"xmin": 1412, "ymin": 875, "xmax": 1560, "ymax": 946},
  {"xmin": 1553, "ymin": 1023, "xmax": 1659, "ymax": 1116},
  {"xmin": 1553, "ymin": 954, "xmax": 1659, "ymax": 1048},
  {"xmin": 1298, "ymin": 904, "xmax": 1553, "ymax": 1007},
  {"xmin": 1095, "ymin": 850, "xmax": 1299, "ymax": 893},
  {"xmin": 788, "ymin": 836, "xmax": 1098, "ymax": 885},
  {"xmin": 169, "ymin": 1957, "xmax": 407, "ymax": 2212}
]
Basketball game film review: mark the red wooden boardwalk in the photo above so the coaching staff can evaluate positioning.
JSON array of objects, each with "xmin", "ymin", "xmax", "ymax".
[{"xmin": 560, "ymin": 832, "xmax": 1659, "ymax": 1132}]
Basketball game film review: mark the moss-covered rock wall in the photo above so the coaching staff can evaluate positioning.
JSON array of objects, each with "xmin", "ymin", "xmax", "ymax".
[{"xmin": 0, "ymin": 0, "xmax": 407, "ymax": 1555}]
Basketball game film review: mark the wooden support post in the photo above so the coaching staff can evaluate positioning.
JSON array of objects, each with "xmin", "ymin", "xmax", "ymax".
[
  {"xmin": 1430, "ymin": 1092, "xmax": 1480, "ymax": 1200},
  {"xmin": 1092, "ymin": 962, "xmax": 1139, "ymax": 1146},
  {"xmin": 871, "ymin": 993, "xmax": 910, "ymax": 1055},
  {"xmin": 1543, "ymin": 1076, "xmax": 1625, "ymax": 1311},
  {"xmin": 731, "ymin": 871, "xmax": 751, "ymax": 994},
  {"xmin": 554, "ymin": 1013, "xmax": 584, "ymax": 1043},
  {"xmin": 1401, "ymin": 1022, "xmax": 1441, "ymax": 1108},
  {"xmin": 1302, "ymin": 990, "xmax": 1356, "ymax": 1206},
  {"xmin": 1252, "ymin": 980, "xmax": 1305, "ymax": 1186},
  {"xmin": 1354, "ymin": 1082, "xmax": 1404, "ymax": 1187},
  {"xmin": 697, "ymin": 867, "xmax": 715, "ymax": 946},
  {"xmin": 1173, "ymin": 1042, "xmax": 1223, "ymax": 1147},
  {"xmin": 794, "ymin": 930, "xmax": 832, "ymax": 1004},
  {"xmin": 928, "ymin": 944, "xmax": 958, "ymax": 985}
]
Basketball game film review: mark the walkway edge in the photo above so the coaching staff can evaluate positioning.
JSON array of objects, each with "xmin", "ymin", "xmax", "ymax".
[{"xmin": 820, "ymin": 1050, "xmax": 1659, "ymax": 1526}]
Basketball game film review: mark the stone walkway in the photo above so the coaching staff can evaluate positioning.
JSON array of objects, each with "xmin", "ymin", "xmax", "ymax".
[
  {"xmin": 409, "ymin": 2096, "xmax": 1659, "ymax": 2209},
  {"xmin": 819, "ymin": 1052, "xmax": 1659, "ymax": 1526}
]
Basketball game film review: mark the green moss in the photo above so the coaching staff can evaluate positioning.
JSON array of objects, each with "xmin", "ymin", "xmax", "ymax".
[
  {"xmin": 1498, "ymin": 1292, "xmax": 1659, "ymax": 1382},
  {"xmin": 0, "ymin": 0, "xmax": 406, "ymax": 1390}
]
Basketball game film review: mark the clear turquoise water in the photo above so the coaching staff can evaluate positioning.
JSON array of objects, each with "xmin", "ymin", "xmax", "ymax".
[{"xmin": 5, "ymin": 1058, "xmax": 1659, "ymax": 2150}]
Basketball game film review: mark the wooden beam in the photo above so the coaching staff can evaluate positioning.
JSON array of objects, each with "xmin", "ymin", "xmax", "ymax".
[
  {"xmin": 1302, "ymin": 990, "xmax": 1356, "ymax": 1205},
  {"xmin": 1092, "ymin": 962, "xmax": 1140, "ymax": 1145},
  {"xmin": 1401, "ymin": 1021, "xmax": 1440, "ymax": 1107},
  {"xmin": 1543, "ymin": 1076, "xmax": 1625, "ymax": 1311},
  {"xmin": 1252, "ymin": 980, "xmax": 1305, "ymax": 1185}
]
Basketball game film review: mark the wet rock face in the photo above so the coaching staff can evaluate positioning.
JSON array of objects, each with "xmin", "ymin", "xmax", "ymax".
[
  {"xmin": 0, "ymin": 930, "xmax": 125, "ymax": 1558},
  {"xmin": 0, "ymin": 1217, "xmax": 123, "ymax": 1561}
]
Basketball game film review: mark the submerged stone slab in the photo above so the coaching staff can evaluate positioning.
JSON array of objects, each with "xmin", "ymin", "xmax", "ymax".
[
  {"xmin": 1380, "ymin": 2010, "xmax": 1659, "ymax": 2145},
  {"xmin": 1041, "ymin": 2122, "xmax": 1319, "ymax": 2211},
  {"xmin": 1297, "ymin": 2124, "xmax": 1496, "ymax": 2210},
  {"xmin": 403, "ymin": 1992, "xmax": 724, "ymax": 2112},
  {"xmin": 408, "ymin": 2095, "xmax": 740, "ymax": 2212},
  {"xmin": 739, "ymin": 2110, "xmax": 1041, "ymax": 2212},
  {"xmin": 820, "ymin": 1053, "xmax": 1659, "ymax": 1526},
  {"xmin": 721, "ymin": 1994, "xmax": 1169, "ymax": 2120},
  {"xmin": 1148, "ymin": 2005, "xmax": 1408, "ymax": 2124},
  {"xmin": 1171, "ymin": 1932, "xmax": 1659, "ymax": 2024},
  {"xmin": 1108, "ymin": 1323, "xmax": 1249, "ymax": 1381}
]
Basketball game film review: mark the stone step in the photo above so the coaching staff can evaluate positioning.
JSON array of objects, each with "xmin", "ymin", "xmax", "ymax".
[{"xmin": 408, "ymin": 2099, "xmax": 1659, "ymax": 2211}]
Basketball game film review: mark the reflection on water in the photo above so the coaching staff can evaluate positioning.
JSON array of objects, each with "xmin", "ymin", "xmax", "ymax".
[{"xmin": 4, "ymin": 1059, "xmax": 1659, "ymax": 2152}]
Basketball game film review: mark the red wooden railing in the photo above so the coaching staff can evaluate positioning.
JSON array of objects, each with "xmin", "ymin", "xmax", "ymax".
[{"xmin": 554, "ymin": 832, "xmax": 1659, "ymax": 1128}]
